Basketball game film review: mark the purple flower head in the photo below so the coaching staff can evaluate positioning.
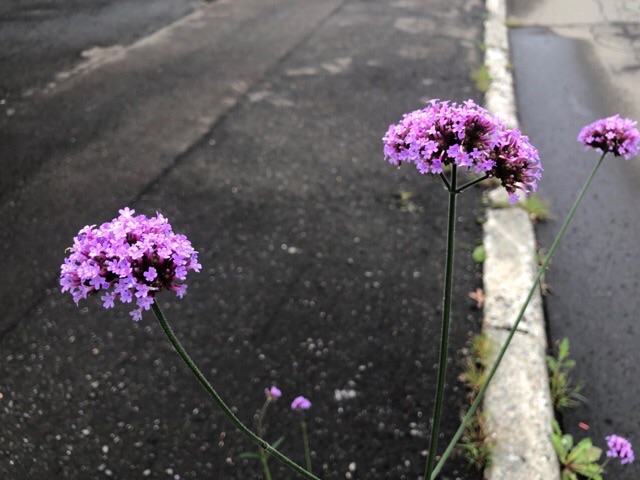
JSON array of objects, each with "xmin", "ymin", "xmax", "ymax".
[
  {"xmin": 383, "ymin": 100, "xmax": 502, "ymax": 174},
  {"xmin": 606, "ymin": 434, "xmax": 635, "ymax": 465},
  {"xmin": 60, "ymin": 208, "xmax": 200, "ymax": 321},
  {"xmin": 488, "ymin": 128, "xmax": 542, "ymax": 204},
  {"xmin": 265, "ymin": 386, "xmax": 282, "ymax": 400},
  {"xmin": 291, "ymin": 396, "xmax": 311, "ymax": 411},
  {"xmin": 578, "ymin": 115, "xmax": 640, "ymax": 159},
  {"xmin": 383, "ymin": 99, "xmax": 542, "ymax": 203}
]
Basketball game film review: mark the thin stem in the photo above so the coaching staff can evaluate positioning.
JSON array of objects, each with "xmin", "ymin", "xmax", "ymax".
[
  {"xmin": 260, "ymin": 454, "xmax": 273, "ymax": 480},
  {"xmin": 258, "ymin": 399, "xmax": 273, "ymax": 480},
  {"xmin": 431, "ymin": 152, "xmax": 607, "ymax": 479},
  {"xmin": 258, "ymin": 401, "xmax": 270, "ymax": 437},
  {"xmin": 587, "ymin": 458, "xmax": 608, "ymax": 480},
  {"xmin": 301, "ymin": 419, "xmax": 313, "ymax": 474},
  {"xmin": 424, "ymin": 165, "xmax": 458, "ymax": 480},
  {"xmin": 151, "ymin": 301, "xmax": 321, "ymax": 480},
  {"xmin": 455, "ymin": 174, "xmax": 489, "ymax": 193},
  {"xmin": 439, "ymin": 172, "xmax": 451, "ymax": 191}
]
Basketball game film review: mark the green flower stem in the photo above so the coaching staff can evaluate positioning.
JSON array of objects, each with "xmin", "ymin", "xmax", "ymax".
[
  {"xmin": 455, "ymin": 174, "xmax": 490, "ymax": 193},
  {"xmin": 260, "ymin": 454, "xmax": 273, "ymax": 480},
  {"xmin": 258, "ymin": 399, "xmax": 273, "ymax": 480},
  {"xmin": 439, "ymin": 172, "xmax": 452, "ymax": 191},
  {"xmin": 151, "ymin": 301, "xmax": 321, "ymax": 480},
  {"xmin": 424, "ymin": 165, "xmax": 459, "ymax": 480},
  {"xmin": 431, "ymin": 152, "xmax": 607, "ymax": 479},
  {"xmin": 301, "ymin": 419, "xmax": 313, "ymax": 474}
]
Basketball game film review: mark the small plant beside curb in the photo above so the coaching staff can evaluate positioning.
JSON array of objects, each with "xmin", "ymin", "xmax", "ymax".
[
  {"xmin": 547, "ymin": 339, "xmax": 635, "ymax": 478},
  {"xmin": 458, "ymin": 334, "xmax": 494, "ymax": 471},
  {"xmin": 472, "ymin": 245, "xmax": 485, "ymax": 264},
  {"xmin": 490, "ymin": 192, "xmax": 552, "ymax": 222},
  {"xmin": 552, "ymin": 420, "xmax": 603, "ymax": 480},
  {"xmin": 393, "ymin": 190, "xmax": 423, "ymax": 213},
  {"xmin": 471, "ymin": 65, "xmax": 491, "ymax": 93},
  {"xmin": 547, "ymin": 338, "xmax": 585, "ymax": 411}
]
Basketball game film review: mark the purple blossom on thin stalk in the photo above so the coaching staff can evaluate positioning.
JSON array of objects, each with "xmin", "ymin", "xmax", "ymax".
[
  {"xmin": 606, "ymin": 434, "xmax": 635, "ymax": 465},
  {"xmin": 60, "ymin": 208, "xmax": 201, "ymax": 321},
  {"xmin": 578, "ymin": 114, "xmax": 640, "ymax": 159},
  {"xmin": 265, "ymin": 386, "xmax": 282, "ymax": 400},
  {"xmin": 382, "ymin": 99, "xmax": 542, "ymax": 203},
  {"xmin": 488, "ymin": 127, "xmax": 542, "ymax": 203},
  {"xmin": 291, "ymin": 396, "xmax": 311, "ymax": 411}
]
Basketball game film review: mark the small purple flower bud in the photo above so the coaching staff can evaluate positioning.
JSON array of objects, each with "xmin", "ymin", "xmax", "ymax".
[
  {"xmin": 265, "ymin": 386, "xmax": 282, "ymax": 400},
  {"xmin": 606, "ymin": 434, "xmax": 635, "ymax": 465},
  {"xmin": 291, "ymin": 396, "xmax": 311, "ymax": 411}
]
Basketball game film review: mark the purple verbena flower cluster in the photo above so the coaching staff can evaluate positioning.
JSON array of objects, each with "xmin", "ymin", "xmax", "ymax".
[
  {"xmin": 291, "ymin": 396, "xmax": 311, "ymax": 411},
  {"xmin": 606, "ymin": 434, "xmax": 635, "ymax": 465},
  {"xmin": 578, "ymin": 115, "xmax": 640, "ymax": 159},
  {"xmin": 383, "ymin": 99, "xmax": 542, "ymax": 203},
  {"xmin": 60, "ymin": 208, "xmax": 201, "ymax": 321}
]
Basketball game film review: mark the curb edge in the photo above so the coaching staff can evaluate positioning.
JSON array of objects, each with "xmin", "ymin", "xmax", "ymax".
[{"xmin": 481, "ymin": 0, "xmax": 561, "ymax": 478}]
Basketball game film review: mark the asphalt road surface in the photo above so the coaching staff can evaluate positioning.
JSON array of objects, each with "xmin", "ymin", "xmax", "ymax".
[
  {"xmin": 1, "ymin": 1, "xmax": 487, "ymax": 479},
  {"xmin": 509, "ymin": 0, "xmax": 640, "ymax": 478},
  {"xmin": 0, "ymin": 0, "xmax": 200, "ymax": 200}
]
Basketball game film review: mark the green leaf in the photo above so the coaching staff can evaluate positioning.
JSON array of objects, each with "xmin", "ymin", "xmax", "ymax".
[
  {"xmin": 563, "ymin": 359, "xmax": 576, "ymax": 369},
  {"xmin": 472, "ymin": 245, "xmax": 486, "ymax": 263},
  {"xmin": 270, "ymin": 436, "xmax": 285, "ymax": 450},
  {"xmin": 573, "ymin": 460, "xmax": 603, "ymax": 477},
  {"xmin": 551, "ymin": 421, "xmax": 569, "ymax": 461},
  {"xmin": 551, "ymin": 434, "xmax": 568, "ymax": 461},
  {"xmin": 564, "ymin": 440, "xmax": 602, "ymax": 470},
  {"xmin": 567, "ymin": 437, "xmax": 593, "ymax": 463},
  {"xmin": 559, "ymin": 338, "xmax": 570, "ymax": 360},
  {"xmin": 238, "ymin": 452, "xmax": 262, "ymax": 460},
  {"xmin": 547, "ymin": 356, "xmax": 558, "ymax": 371},
  {"xmin": 583, "ymin": 446, "xmax": 602, "ymax": 464},
  {"xmin": 561, "ymin": 469, "xmax": 578, "ymax": 480}
]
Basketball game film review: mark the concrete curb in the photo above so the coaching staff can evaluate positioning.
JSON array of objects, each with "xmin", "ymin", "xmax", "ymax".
[{"xmin": 481, "ymin": 0, "xmax": 561, "ymax": 479}]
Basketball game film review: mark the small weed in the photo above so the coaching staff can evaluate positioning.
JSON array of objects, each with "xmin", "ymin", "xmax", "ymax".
[
  {"xmin": 536, "ymin": 248, "xmax": 553, "ymax": 295},
  {"xmin": 547, "ymin": 338, "xmax": 586, "ymax": 411},
  {"xmin": 472, "ymin": 245, "xmax": 485, "ymax": 264},
  {"xmin": 551, "ymin": 420, "xmax": 604, "ymax": 480},
  {"xmin": 459, "ymin": 334, "xmax": 493, "ymax": 398},
  {"xmin": 471, "ymin": 65, "xmax": 491, "ymax": 94},
  {"xmin": 393, "ymin": 190, "xmax": 422, "ymax": 213},
  {"xmin": 522, "ymin": 194, "xmax": 552, "ymax": 221},
  {"xmin": 505, "ymin": 18, "xmax": 524, "ymax": 28},
  {"xmin": 458, "ymin": 335, "xmax": 494, "ymax": 471},
  {"xmin": 459, "ymin": 410, "xmax": 493, "ymax": 471},
  {"xmin": 491, "ymin": 193, "xmax": 552, "ymax": 222}
]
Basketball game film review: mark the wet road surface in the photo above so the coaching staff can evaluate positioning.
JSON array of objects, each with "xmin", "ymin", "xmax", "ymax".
[{"xmin": 509, "ymin": 0, "xmax": 640, "ymax": 477}]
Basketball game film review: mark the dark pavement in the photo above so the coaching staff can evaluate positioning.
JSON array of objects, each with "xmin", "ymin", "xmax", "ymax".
[
  {"xmin": 1, "ymin": 1, "xmax": 487, "ymax": 479},
  {"xmin": 509, "ymin": 0, "xmax": 640, "ymax": 477},
  {"xmin": 0, "ymin": 0, "xmax": 199, "ymax": 201}
]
